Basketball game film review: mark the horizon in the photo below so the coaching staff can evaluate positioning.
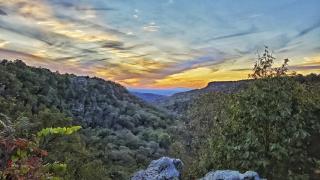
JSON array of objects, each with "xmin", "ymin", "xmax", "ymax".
[
  {"xmin": 0, "ymin": 0, "xmax": 319, "ymax": 89},
  {"xmin": 129, "ymin": 87, "xmax": 193, "ymax": 96}
]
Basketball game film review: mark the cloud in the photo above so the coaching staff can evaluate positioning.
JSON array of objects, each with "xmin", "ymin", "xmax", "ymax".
[
  {"xmin": 230, "ymin": 68, "xmax": 251, "ymax": 72},
  {"xmin": 76, "ymin": 7, "xmax": 116, "ymax": 11},
  {"xmin": 295, "ymin": 21, "xmax": 320, "ymax": 38},
  {"xmin": 290, "ymin": 65, "xmax": 320, "ymax": 71},
  {"xmin": 0, "ymin": 0, "xmax": 137, "ymax": 65},
  {"xmin": 0, "ymin": 40, "xmax": 8, "ymax": 48},
  {"xmin": 52, "ymin": 1, "xmax": 116, "ymax": 11},
  {"xmin": 0, "ymin": 21, "xmax": 56, "ymax": 46},
  {"xmin": 153, "ymin": 67, "xmax": 219, "ymax": 88},
  {"xmin": 0, "ymin": 8, "xmax": 7, "ymax": 15},
  {"xmin": 52, "ymin": 1, "xmax": 74, "ymax": 8},
  {"xmin": 0, "ymin": 48, "xmax": 45, "ymax": 62},
  {"xmin": 101, "ymin": 40, "xmax": 125, "ymax": 50},
  {"xmin": 0, "ymin": 20, "xmax": 105, "ymax": 58},
  {"xmin": 143, "ymin": 22, "xmax": 160, "ymax": 32},
  {"xmin": 150, "ymin": 48, "xmax": 236, "ymax": 82},
  {"xmin": 127, "ymin": 54, "xmax": 150, "ymax": 59},
  {"xmin": 90, "ymin": 58, "xmax": 111, "ymax": 62},
  {"xmin": 54, "ymin": 55, "xmax": 86, "ymax": 61},
  {"xmin": 206, "ymin": 26, "xmax": 259, "ymax": 42},
  {"xmin": 170, "ymin": 55, "xmax": 224, "ymax": 72},
  {"xmin": 53, "ymin": 14, "xmax": 126, "ymax": 36},
  {"xmin": 274, "ymin": 21, "xmax": 320, "ymax": 52}
]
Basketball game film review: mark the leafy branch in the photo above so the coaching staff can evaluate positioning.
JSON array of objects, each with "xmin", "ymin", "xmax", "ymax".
[{"xmin": 249, "ymin": 46, "xmax": 291, "ymax": 79}]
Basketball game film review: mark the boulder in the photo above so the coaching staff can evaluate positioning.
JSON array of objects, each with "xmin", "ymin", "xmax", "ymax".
[
  {"xmin": 131, "ymin": 157, "xmax": 183, "ymax": 180},
  {"xmin": 200, "ymin": 170, "xmax": 261, "ymax": 180}
]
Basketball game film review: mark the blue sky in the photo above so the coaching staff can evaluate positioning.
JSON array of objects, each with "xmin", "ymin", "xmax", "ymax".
[{"xmin": 0, "ymin": 0, "xmax": 319, "ymax": 89}]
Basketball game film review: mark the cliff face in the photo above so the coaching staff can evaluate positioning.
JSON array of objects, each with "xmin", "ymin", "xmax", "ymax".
[
  {"xmin": 203, "ymin": 80, "xmax": 250, "ymax": 93},
  {"xmin": 156, "ymin": 80, "xmax": 250, "ymax": 115}
]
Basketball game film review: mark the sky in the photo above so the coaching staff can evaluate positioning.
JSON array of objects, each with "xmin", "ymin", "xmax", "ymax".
[{"xmin": 0, "ymin": 0, "xmax": 319, "ymax": 89}]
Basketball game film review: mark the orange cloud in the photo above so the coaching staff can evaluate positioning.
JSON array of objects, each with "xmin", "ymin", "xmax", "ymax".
[
  {"xmin": 154, "ymin": 67, "xmax": 251, "ymax": 88},
  {"xmin": 1, "ymin": 0, "xmax": 319, "ymax": 90}
]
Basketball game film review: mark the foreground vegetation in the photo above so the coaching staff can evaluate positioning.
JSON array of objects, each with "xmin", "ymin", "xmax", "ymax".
[
  {"xmin": 0, "ymin": 125, "xmax": 81, "ymax": 179},
  {"xmin": 170, "ymin": 48, "xmax": 320, "ymax": 179}
]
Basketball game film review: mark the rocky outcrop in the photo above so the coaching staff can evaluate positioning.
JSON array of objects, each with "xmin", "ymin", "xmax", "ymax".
[
  {"xmin": 200, "ymin": 170, "xmax": 261, "ymax": 180},
  {"xmin": 132, "ymin": 157, "xmax": 263, "ymax": 180},
  {"xmin": 131, "ymin": 157, "xmax": 183, "ymax": 180}
]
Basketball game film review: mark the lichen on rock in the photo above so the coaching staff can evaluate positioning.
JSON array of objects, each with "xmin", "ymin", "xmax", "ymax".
[
  {"xmin": 200, "ymin": 170, "xmax": 261, "ymax": 180},
  {"xmin": 131, "ymin": 157, "xmax": 183, "ymax": 180}
]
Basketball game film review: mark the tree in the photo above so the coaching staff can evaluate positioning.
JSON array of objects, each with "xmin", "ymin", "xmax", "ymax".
[
  {"xmin": 226, "ymin": 78, "xmax": 320, "ymax": 179},
  {"xmin": 249, "ymin": 46, "xmax": 290, "ymax": 79},
  {"xmin": 182, "ymin": 48, "xmax": 320, "ymax": 179},
  {"xmin": 186, "ymin": 77, "xmax": 320, "ymax": 179}
]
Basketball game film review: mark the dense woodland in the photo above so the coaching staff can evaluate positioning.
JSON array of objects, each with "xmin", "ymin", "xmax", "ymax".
[
  {"xmin": 1, "ymin": 47, "xmax": 320, "ymax": 179},
  {"xmin": 0, "ymin": 60, "xmax": 175, "ymax": 179}
]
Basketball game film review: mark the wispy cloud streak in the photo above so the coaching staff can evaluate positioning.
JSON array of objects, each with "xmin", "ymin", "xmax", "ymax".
[
  {"xmin": 0, "ymin": 0, "xmax": 319, "ymax": 88},
  {"xmin": 206, "ymin": 26, "xmax": 259, "ymax": 42}
]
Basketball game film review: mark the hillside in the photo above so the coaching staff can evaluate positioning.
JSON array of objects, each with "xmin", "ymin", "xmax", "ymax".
[{"xmin": 0, "ymin": 60, "xmax": 175, "ymax": 179}]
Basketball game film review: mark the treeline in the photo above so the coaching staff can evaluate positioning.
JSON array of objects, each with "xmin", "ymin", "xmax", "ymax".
[{"xmin": 0, "ymin": 60, "xmax": 175, "ymax": 179}]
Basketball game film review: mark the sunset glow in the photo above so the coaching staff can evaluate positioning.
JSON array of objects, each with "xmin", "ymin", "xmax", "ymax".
[{"xmin": 0, "ymin": 0, "xmax": 319, "ymax": 89}]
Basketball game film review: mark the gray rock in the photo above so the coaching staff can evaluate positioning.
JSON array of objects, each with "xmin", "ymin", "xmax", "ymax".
[
  {"xmin": 200, "ymin": 170, "xmax": 260, "ymax": 180},
  {"xmin": 131, "ymin": 157, "xmax": 183, "ymax": 180}
]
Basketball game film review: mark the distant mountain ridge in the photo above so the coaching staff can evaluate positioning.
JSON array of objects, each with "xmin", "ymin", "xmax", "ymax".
[
  {"xmin": 129, "ymin": 88, "xmax": 192, "ymax": 96},
  {"xmin": 131, "ymin": 92, "xmax": 167, "ymax": 103}
]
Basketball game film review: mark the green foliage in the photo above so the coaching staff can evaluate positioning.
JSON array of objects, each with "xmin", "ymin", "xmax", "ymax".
[
  {"xmin": 249, "ymin": 46, "xmax": 290, "ymax": 79},
  {"xmin": 44, "ymin": 162, "xmax": 67, "ymax": 177},
  {"xmin": 37, "ymin": 126, "xmax": 81, "ymax": 137},
  {"xmin": 226, "ymin": 78, "xmax": 320, "ymax": 179},
  {"xmin": 183, "ymin": 77, "xmax": 320, "ymax": 179},
  {"xmin": 158, "ymin": 133, "xmax": 171, "ymax": 149},
  {"xmin": 0, "ymin": 113, "xmax": 81, "ymax": 179},
  {"xmin": 0, "ymin": 59, "xmax": 175, "ymax": 179},
  {"xmin": 0, "ymin": 137, "xmax": 58, "ymax": 179},
  {"xmin": 77, "ymin": 160, "xmax": 109, "ymax": 180},
  {"xmin": 167, "ymin": 48, "xmax": 320, "ymax": 179}
]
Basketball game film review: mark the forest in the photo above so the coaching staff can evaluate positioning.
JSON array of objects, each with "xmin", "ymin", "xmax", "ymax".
[
  {"xmin": 1, "ymin": 48, "xmax": 320, "ymax": 179},
  {"xmin": 0, "ymin": 60, "xmax": 175, "ymax": 179}
]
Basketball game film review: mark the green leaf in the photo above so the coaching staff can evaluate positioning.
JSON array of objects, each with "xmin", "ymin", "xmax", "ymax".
[{"xmin": 37, "ymin": 126, "xmax": 81, "ymax": 137}]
